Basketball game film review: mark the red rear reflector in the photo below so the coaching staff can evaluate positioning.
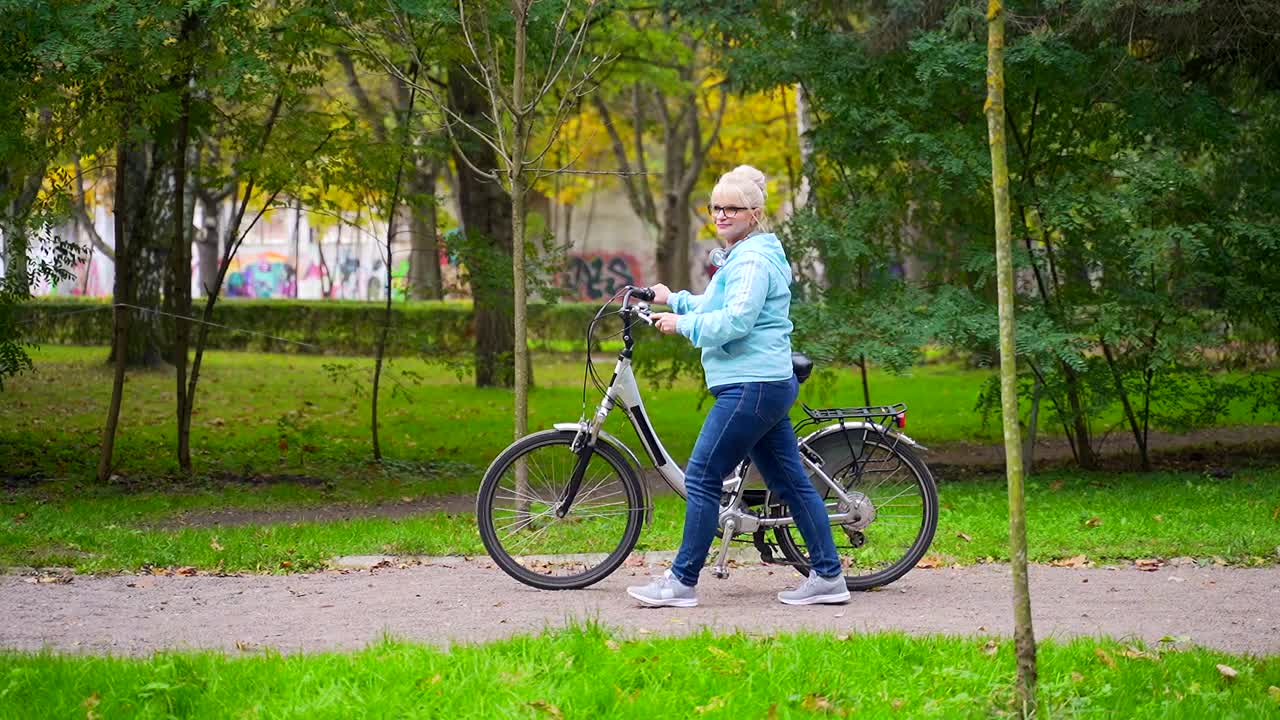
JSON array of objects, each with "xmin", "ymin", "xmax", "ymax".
[{"xmin": 895, "ymin": 413, "xmax": 906, "ymax": 429}]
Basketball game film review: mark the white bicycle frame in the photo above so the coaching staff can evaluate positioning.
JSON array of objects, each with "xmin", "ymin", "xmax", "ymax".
[{"xmin": 559, "ymin": 336, "xmax": 895, "ymax": 536}]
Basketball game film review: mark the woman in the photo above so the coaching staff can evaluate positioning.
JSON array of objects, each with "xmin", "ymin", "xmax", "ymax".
[{"xmin": 626, "ymin": 165, "xmax": 848, "ymax": 608}]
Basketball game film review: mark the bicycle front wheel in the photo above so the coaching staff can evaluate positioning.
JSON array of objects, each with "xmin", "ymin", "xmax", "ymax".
[
  {"xmin": 476, "ymin": 430, "xmax": 645, "ymax": 590},
  {"xmin": 773, "ymin": 435, "xmax": 938, "ymax": 591}
]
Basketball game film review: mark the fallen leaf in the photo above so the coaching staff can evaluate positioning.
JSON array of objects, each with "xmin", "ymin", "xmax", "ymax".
[
  {"xmin": 400, "ymin": 496, "xmax": 413, "ymax": 503},
  {"xmin": 915, "ymin": 555, "xmax": 945, "ymax": 569},
  {"xmin": 767, "ymin": 704, "xmax": 780, "ymax": 720},
  {"xmin": 1153, "ymin": 514, "xmax": 1164, "ymax": 523},
  {"xmin": 891, "ymin": 698, "xmax": 905, "ymax": 710},
  {"xmin": 956, "ymin": 532, "xmax": 972, "ymax": 542},
  {"xmin": 175, "ymin": 566, "xmax": 198, "ymax": 576},
  {"xmin": 1070, "ymin": 672, "xmax": 1084, "ymax": 683},
  {"xmin": 1268, "ymin": 685, "xmax": 1279, "ymax": 701},
  {"xmin": 210, "ymin": 417, "xmax": 225, "ymax": 427},
  {"xmin": 1095, "ymin": 648, "xmax": 1116, "ymax": 667},
  {"xmin": 1134, "ymin": 558, "xmax": 1163, "ymax": 571},
  {"xmin": 82, "ymin": 692, "xmax": 100, "ymax": 709},
  {"xmin": 1122, "ymin": 646, "xmax": 1155, "ymax": 660},
  {"xmin": 1272, "ymin": 506, "xmax": 1279, "ymax": 521},
  {"xmin": 1217, "ymin": 664, "xmax": 1238, "ymax": 679},
  {"xmin": 210, "ymin": 537, "xmax": 223, "ymax": 552},
  {"xmin": 1085, "ymin": 516, "xmax": 1102, "ymax": 528},
  {"xmin": 1051, "ymin": 554, "xmax": 1089, "ymax": 568},
  {"xmin": 605, "ymin": 639, "xmax": 620, "ymax": 651},
  {"xmin": 981, "ymin": 639, "xmax": 999, "ymax": 656},
  {"xmin": 528, "ymin": 700, "xmax": 563, "ymax": 718},
  {"xmin": 414, "ymin": 674, "xmax": 442, "ymax": 689},
  {"xmin": 280, "ymin": 560, "xmax": 292, "ymax": 569},
  {"xmin": 801, "ymin": 694, "xmax": 839, "ymax": 713},
  {"xmin": 1049, "ymin": 480, "xmax": 1065, "ymax": 491},
  {"xmin": 235, "ymin": 640, "xmax": 255, "ymax": 651},
  {"xmin": 277, "ymin": 437, "xmax": 288, "ymax": 451},
  {"xmin": 695, "ymin": 696, "xmax": 726, "ymax": 714}
]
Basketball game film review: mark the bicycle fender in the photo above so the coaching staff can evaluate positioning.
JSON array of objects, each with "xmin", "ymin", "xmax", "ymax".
[{"xmin": 554, "ymin": 423, "xmax": 652, "ymax": 527}]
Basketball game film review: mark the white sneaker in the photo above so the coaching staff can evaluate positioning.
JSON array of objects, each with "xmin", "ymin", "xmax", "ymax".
[
  {"xmin": 626, "ymin": 570, "xmax": 698, "ymax": 608},
  {"xmin": 778, "ymin": 570, "xmax": 851, "ymax": 605}
]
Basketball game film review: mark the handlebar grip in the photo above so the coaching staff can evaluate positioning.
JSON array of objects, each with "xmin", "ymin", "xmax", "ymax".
[{"xmin": 630, "ymin": 286, "xmax": 656, "ymax": 302}]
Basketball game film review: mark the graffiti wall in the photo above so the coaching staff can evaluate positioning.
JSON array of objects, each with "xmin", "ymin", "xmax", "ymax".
[
  {"xmin": 225, "ymin": 252, "xmax": 297, "ymax": 298},
  {"xmin": 561, "ymin": 252, "xmax": 643, "ymax": 301}
]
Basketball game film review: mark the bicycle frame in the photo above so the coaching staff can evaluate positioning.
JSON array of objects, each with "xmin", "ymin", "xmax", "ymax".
[{"xmin": 562, "ymin": 294, "xmax": 887, "ymax": 536}]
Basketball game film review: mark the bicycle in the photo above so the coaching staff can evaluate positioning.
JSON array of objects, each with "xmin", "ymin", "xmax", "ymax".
[{"xmin": 476, "ymin": 286, "xmax": 939, "ymax": 591}]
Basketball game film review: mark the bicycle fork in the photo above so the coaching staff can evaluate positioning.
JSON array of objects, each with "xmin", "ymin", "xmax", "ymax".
[{"xmin": 556, "ymin": 394, "xmax": 614, "ymax": 518}]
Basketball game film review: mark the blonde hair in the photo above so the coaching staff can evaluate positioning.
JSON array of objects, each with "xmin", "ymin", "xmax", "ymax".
[{"xmin": 712, "ymin": 165, "xmax": 769, "ymax": 232}]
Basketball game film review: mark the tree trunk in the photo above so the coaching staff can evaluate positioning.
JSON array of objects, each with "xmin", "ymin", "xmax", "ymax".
[
  {"xmin": 986, "ymin": 2, "xmax": 1038, "ymax": 715},
  {"xmin": 194, "ymin": 192, "xmax": 221, "ymax": 297},
  {"xmin": 406, "ymin": 162, "xmax": 441, "ymax": 300},
  {"xmin": 1061, "ymin": 365, "xmax": 1097, "ymax": 469},
  {"xmin": 447, "ymin": 63, "xmax": 514, "ymax": 388},
  {"xmin": 1101, "ymin": 338, "xmax": 1150, "ymax": 470},
  {"xmin": 110, "ymin": 141, "xmax": 168, "ymax": 370},
  {"xmin": 172, "ymin": 11, "xmax": 198, "ymax": 470},
  {"xmin": 99, "ymin": 138, "xmax": 144, "ymax": 482},
  {"xmin": 372, "ymin": 65, "xmax": 418, "ymax": 461},
  {"xmin": 1, "ymin": 208, "xmax": 29, "ymax": 294}
]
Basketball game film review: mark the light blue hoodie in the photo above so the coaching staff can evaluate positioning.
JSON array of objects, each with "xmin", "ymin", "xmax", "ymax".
[{"xmin": 669, "ymin": 232, "xmax": 795, "ymax": 389}]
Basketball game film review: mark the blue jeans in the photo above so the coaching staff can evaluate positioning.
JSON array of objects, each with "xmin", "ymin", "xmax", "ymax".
[{"xmin": 670, "ymin": 376, "xmax": 844, "ymax": 586}]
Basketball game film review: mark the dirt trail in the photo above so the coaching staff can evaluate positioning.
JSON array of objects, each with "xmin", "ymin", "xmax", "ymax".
[{"xmin": 3, "ymin": 561, "xmax": 1276, "ymax": 657}]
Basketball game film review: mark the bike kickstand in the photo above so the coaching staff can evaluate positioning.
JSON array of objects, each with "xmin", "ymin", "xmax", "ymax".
[{"xmin": 710, "ymin": 519, "xmax": 736, "ymax": 579}]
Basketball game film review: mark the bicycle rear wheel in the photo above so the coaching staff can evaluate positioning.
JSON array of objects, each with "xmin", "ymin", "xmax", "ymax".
[
  {"xmin": 476, "ymin": 429, "xmax": 645, "ymax": 590},
  {"xmin": 772, "ymin": 434, "xmax": 938, "ymax": 590}
]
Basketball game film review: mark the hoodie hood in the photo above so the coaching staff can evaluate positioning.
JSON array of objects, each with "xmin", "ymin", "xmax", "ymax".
[{"xmin": 728, "ymin": 232, "xmax": 791, "ymax": 282}]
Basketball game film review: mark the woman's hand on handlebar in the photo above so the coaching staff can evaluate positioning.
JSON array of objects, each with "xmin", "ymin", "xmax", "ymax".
[
  {"xmin": 648, "ymin": 283, "xmax": 672, "ymax": 305},
  {"xmin": 651, "ymin": 312, "xmax": 679, "ymax": 334}
]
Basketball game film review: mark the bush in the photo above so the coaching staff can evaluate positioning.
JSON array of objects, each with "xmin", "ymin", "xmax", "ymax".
[{"xmin": 17, "ymin": 297, "xmax": 612, "ymax": 356}]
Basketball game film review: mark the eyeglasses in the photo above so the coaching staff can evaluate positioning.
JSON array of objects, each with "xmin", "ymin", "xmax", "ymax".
[{"xmin": 707, "ymin": 204, "xmax": 757, "ymax": 218}]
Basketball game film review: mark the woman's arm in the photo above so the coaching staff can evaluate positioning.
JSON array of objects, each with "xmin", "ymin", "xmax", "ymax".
[
  {"xmin": 668, "ymin": 290, "xmax": 705, "ymax": 315},
  {"xmin": 675, "ymin": 254, "xmax": 769, "ymax": 348}
]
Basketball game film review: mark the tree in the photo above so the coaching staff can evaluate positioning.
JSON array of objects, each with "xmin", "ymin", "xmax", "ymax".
[
  {"xmin": 355, "ymin": 0, "xmax": 613, "ymax": 423},
  {"xmin": 0, "ymin": 0, "xmax": 87, "ymax": 387},
  {"xmin": 985, "ymin": 1, "xmax": 1036, "ymax": 714},
  {"xmin": 590, "ymin": 12, "xmax": 727, "ymax": 290},
  {"xmin": 687, "ymin": 0, "xmax": 1280, "ymax": 471},
  {"xmin": 336, "ymin": 49, "xmax": 444, "ymax": 301}
]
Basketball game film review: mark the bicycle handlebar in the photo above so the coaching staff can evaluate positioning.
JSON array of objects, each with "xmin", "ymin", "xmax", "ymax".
[{"xmin": 628, "ymin": 286, "xmax": 656, "ymax": 302}]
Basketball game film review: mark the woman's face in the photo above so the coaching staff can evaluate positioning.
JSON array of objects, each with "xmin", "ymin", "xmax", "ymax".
[{"xmin": 709, "ymin": 187, "xmax": 759, "ymax": 245}]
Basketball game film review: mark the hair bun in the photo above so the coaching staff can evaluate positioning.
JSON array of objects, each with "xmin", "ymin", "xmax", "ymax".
[{"xmin": 728, "ymin": 165, "xmax": 767, "ymax": 196}]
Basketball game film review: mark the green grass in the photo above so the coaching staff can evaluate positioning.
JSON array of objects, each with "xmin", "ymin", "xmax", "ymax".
[
  {"xmin": 3, "ymin": 469, "xmax": 1277, "ymax": 573},
  {"xmin": 0, "ymin": 346, "xmax": 1009, "ymax": 488},
  {"xmin": 5, "ymin": 345, "xmax": 1278, "ymax": 489},
  {"xmin": 1, "ymin": 625, "xmax": 1277, "ymax": 718}
]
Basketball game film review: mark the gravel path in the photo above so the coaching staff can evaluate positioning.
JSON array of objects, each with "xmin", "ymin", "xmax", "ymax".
[{"xmin": 3, "ymin": 561, "xmax": 1276, "ymax": 657}]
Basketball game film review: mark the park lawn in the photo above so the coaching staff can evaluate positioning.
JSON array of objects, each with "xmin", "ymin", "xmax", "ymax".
[
  {"xmin": 2, "ymin": 469, "xmax": 1277, "ymax": 573},
  {"xmin": 1, "ymin": 626, "xmax": 1277, "ymax": 718},
  {"xmin": 0, "ymin": 346, "xmax": 994, "ymax": 489},
  {"xmin": 4, "ymin": 345, "xmax": 1279, "ymax": 492}
]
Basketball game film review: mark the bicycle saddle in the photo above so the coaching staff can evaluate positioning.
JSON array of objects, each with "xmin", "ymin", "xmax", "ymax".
[{"xmin": 792, "ymin": 352, "xmax": 814, "ymax": 384}]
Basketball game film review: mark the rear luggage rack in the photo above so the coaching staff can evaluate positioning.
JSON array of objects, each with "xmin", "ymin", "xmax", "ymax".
[{"xmin": 801, "ymin": 403, "xmax": 906, "ymax": 421}]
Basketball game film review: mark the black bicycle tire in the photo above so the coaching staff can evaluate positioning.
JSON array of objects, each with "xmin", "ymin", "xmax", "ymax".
[
  {"xmin": 476, "ymin": 429, "xmax": 645, "ymax": 590},
  {"xmin": 774, "ymin": 436, "xmax": 939, "ymax": 591}
]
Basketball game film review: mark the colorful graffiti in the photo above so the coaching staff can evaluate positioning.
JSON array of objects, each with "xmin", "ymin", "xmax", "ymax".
[
  {"xmin": 563, "ymin": 252, "xmax": 643, "ymax": 300},
  {"xmin": 226, "ymin": 252, "xmax": 297, "ymax": 298}
]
